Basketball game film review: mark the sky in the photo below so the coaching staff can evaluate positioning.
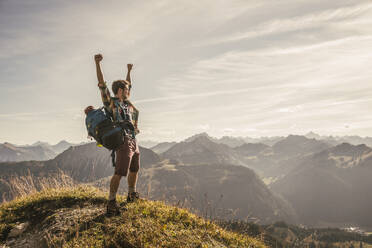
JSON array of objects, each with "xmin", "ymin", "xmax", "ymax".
[{"xmin": 1, "ymin": 0, "xmax": 372, "ymax": 145}]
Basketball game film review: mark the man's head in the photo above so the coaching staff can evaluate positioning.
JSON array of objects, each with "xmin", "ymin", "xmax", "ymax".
[{"xmin": 112, "ymin": 80, "xmax": 131, "ymax": 100}]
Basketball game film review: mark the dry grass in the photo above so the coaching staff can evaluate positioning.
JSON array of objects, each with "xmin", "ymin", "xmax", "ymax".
[
  {"xmin": 64, "ymin": 198, "xmax": 265, "ymax": 248},
  {"xmin": 1, "ymin": 169, "xmax": 76, "ymax": 203},
  {"xmin": 0, "ymin": 186, "xmax": 266, "ymax": 248}
]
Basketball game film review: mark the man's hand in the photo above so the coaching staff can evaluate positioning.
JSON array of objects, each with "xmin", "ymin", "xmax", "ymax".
[
  {"xmin": 127, "ymin": 64, "xmax": 133, "ymax": 71},
  {"xmin": 98, "ymin": 82, "xmax": 106, "ymax": 88},
  {"xmin": 95, "ymin": 54, "xmax": 105, "ymax": 84},
  {"xmin": 95, "ymin": 54, "xmax": 103, "ymax": 63}
]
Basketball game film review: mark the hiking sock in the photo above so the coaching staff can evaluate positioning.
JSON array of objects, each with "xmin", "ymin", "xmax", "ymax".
[
  {"xmin": 128, "ymin": 185, "xmax": 136, "ymax": 194},
  {"xmin": 109, "ymin": 191, "xmax": 117, "ymax": 201}
]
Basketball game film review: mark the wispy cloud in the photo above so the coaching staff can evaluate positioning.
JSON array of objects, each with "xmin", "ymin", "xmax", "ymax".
[
  {"xmin": 198, "ymin": 2, "xmax": 372, "ymax": 46},
  {"xmin": 2, "ymin": 0, "xmax": 372, "ymax": 143}
]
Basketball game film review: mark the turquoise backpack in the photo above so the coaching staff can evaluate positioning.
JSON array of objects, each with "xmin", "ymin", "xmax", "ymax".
[{"xmin": 85, "ymin": 107, "xmax": 123, "ymax": 150}]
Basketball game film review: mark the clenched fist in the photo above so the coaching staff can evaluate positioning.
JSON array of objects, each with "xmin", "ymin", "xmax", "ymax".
[
  {"xmin": 127, "ymin": 64, "xmax": 133, "ymax": 71},
  {"xmin": 94, "ymin": 54, "xmax": 103, "ymax": 62},
  {"xmin": 97, "ymin": 82, "xmax": 106, "ymax": 88}
]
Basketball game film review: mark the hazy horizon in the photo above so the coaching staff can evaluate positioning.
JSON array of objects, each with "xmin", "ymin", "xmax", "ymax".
[
  {"xmin": 4, "ymin": 131, "xmax": 372, "ymax": 147},
  {"xmin": 1, "ymin": 0, "xmax": 372, "ymax": 144}
]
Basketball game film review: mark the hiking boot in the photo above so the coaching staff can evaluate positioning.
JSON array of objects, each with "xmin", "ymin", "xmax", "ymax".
[
  {"xmin": 127, "ymin": 192, "xmax": 140, "ymax": 203},
  {"xmin": 106, "ymin": 199, "xmax": 121, "ymax": 216}
]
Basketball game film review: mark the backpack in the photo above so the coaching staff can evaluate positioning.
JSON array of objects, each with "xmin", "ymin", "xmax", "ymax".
[{"xmin": 85, "ymin": 107, "xmax": 124, "ymax": 150}]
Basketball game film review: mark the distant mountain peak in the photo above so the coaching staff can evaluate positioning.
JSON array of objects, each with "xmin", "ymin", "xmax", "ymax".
[
  {"xmin": 305, "ymin": 131, "xmax": 321, "ymax": 139},
  {"xmin": 331, "ymin": 142, "xmax": 371, "ymax": 155},
  {"xmin": 287, "ymin": 134, "xmax": 308, "ymax": 139},
  {"xmin": 184, "ymin": 132, "xmax": 215, "ymax": 142},
  {"xmin": 335, "ymin": 142, "xmax": 353, "ymax": 149},
  {"xmin": 32, "ymin": 141, "xmax": 50, "ymax": 147},
  {"xmin": 150, "ymin": 141, "xmax": 177, "ymax": 154},
  {"xmin": 163, "ymin": 133, "xmax": 243, "ymax": 165},
  {"xmin": 55, "ymin": 140, "xmax": 70, "ymax": 145},
  {"xmin": 220, "ymin": 135, "xmax": 244, "ymax": 140},
  {"xmin": 356, "ymin": 143, "xmax": 369, "ymax": 149},
  {"xmin": 2, "ymin": 142, "xmax": 18, "ymax": 150},
  {"xmin": 190, "ymin": 134, "xmax": 215, "ymax": 143},
  {"xmin": 272, "ymin": 134, "xmax": 330, "ymax": 156},
  {"xmin": 274, "ymin": 135, "xmax": 310, "ymax": 146},
  {"xmin": 51, "ymin": 140, "xmax": 74, "ymax": 154}
]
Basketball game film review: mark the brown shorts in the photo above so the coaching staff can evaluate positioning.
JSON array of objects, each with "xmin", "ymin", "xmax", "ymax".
[{"xmin": 114, "ymin": 137, "xmax": 140, "ymax": 176}]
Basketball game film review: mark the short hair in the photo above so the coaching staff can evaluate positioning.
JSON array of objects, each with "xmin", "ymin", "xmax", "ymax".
[{"xmin": 112, "ymin": 80, "xmax": 131, "ymax": 95}]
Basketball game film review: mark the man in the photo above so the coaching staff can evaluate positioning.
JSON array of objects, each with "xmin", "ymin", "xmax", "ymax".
[{"xmin": 94, "ymin": 53, "xmax": 140, "ymax": 216}]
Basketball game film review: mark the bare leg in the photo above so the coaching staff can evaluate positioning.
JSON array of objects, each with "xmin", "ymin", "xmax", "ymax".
[
  {"xmin": 109, "ymin": 174, "xmax": 122, "ymax": 200},
  {"xmin": 127, "ymin": 171, "xmax": 138, "ymax": 194}
]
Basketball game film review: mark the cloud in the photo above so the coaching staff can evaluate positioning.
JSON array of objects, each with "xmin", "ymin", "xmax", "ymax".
[
  {"xmin": 277, "ymin": 105, "xmax": 304, "ymax": 113},
  {"xmin": 142, "ymin": 13, "xmax": 372, "ymax": 138},
  {"xmin": 0, "ymin": 111, "xmax": 59, "ymax": 122},
  {"xmin": 2, "ymin": 1, "xmax": 372, "ymax": 143},
  {"xmin": 198, "ymin": 2, "xmax": 372, "ymax": 46}
]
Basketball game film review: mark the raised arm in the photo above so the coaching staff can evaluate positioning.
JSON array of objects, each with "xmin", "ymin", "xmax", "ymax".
[
  {"xmin": 95, "ymin": 54, "xmax": 105, "ymax": 84},
  {"xmin": 94, "ymin": 54, "xmax": 113, "ymax": 114},
  {"xmin": 126, "ymin": 64, "xmax": 133, "ymax": 84}
]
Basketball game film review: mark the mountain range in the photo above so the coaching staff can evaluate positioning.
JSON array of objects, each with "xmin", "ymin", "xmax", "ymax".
[
  {"xmin": 148, "ymin": 132, "xmax": 372, "ymax": 154},
  {"xmin": 2, "ymin": 132, "xmax": 372, "ymax": 230},
  {"xmin": 0, "ymin": 141, "xmax": 296, "ymax": 224},
  {"xmin": 161, "ymin": 135, "xmax": 244, "ymax": 166},
  {"xmin": 159, "ymin": 134, "xmax": 332, "ymax": 179},
  {"xmin": 152, "ymin": 133, "xmax": 372, "ymax": 230},
  {"xmin": 0, "ymin": 140, "xmax": 75, "ymax": 162},
  {"xmin": 271, "ymin": 142, "xmax": 372, "ymax": 230}
]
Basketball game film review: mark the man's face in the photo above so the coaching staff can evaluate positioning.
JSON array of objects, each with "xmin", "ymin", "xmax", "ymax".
[{"xmin": 121, "ymin": 83, "xmax": 130, "ymax": 100}]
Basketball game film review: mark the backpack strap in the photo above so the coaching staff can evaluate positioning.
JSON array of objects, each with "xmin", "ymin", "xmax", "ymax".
[
  {"xmin": 111, "ymin": 150, "xmax": 116, "ymax": 167},
  {"xmin": 102, "ymin": 107, "xmax": 114, "ymax": 121},
  {"xmin": 105, "ymin": 107, "xmax": 118, "ymax": 167}
]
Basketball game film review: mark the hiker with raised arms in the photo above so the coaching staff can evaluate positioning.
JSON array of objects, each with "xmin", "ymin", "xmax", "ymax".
[{"xmin": 94, "ymin": 53, "xmax": 140, "ymax": 216}]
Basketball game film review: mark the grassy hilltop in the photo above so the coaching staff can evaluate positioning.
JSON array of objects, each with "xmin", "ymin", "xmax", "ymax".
[{"xmin": 0, "ymin": 186, "xmax": 265, "ymax": 248}]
